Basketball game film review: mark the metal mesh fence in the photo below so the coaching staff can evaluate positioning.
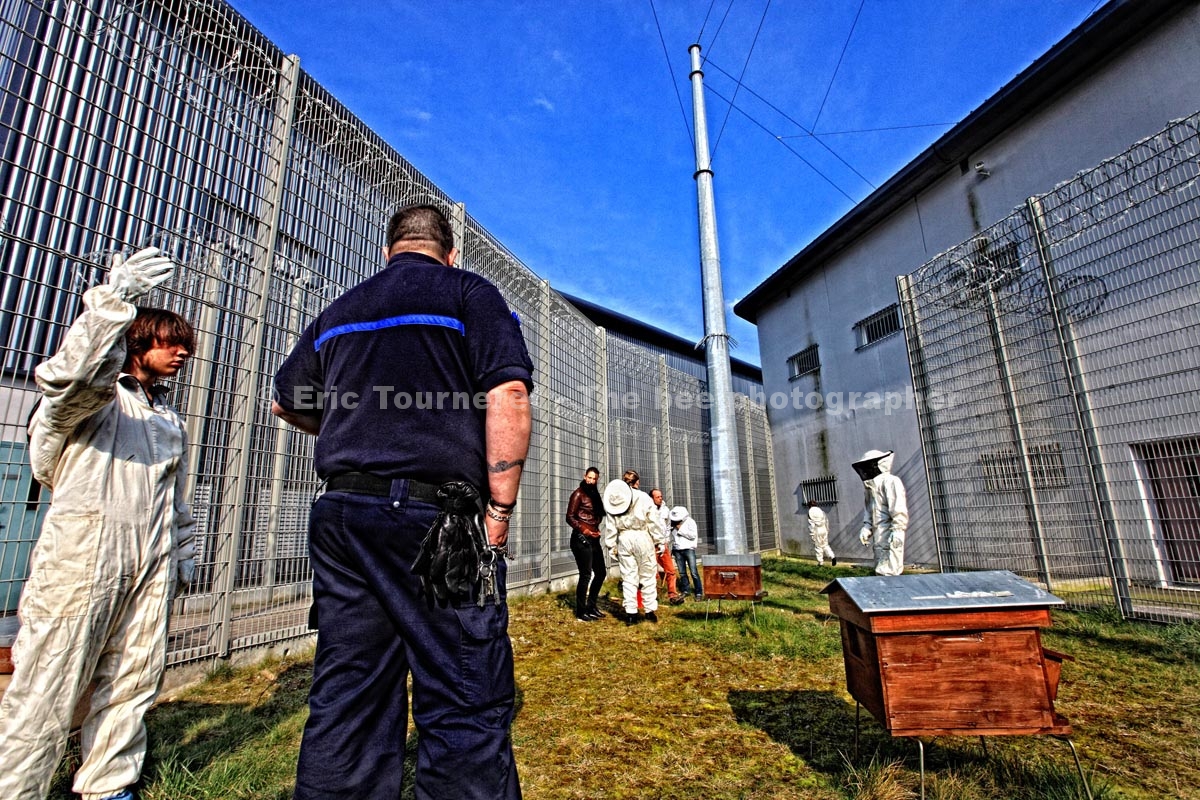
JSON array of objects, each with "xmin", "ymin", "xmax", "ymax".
[
  {"xmin": 0, "ymin": 0, "xmax": 778, "ymax": 662},
  {"xmin": 899, "ymin": 111, "xmax": 1200, "ymax": 622}
]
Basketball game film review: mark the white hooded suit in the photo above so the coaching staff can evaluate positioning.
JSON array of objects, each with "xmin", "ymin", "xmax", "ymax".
[
  {"xmin": 807, "ymin": 505, "xmax": 835, "ymax": 566},
  {"xmin": 601, "ymin": 485, "xmax": 662, "ymax": 615},
  {"xmin": 0, "ymin": 284, "xmax": 196, "ymax": 800},
  {"xmin": 858, "ymin": 452, "xmax": 908, "ymax": 576}
]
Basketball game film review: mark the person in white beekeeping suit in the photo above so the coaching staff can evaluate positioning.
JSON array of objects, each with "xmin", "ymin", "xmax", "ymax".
[
  {"xmin": 853, "ymin": 449, "xmax": 908, "ymax": 576},
  {"xmin": 807, "ymin": 500, "xmax": 836, "ymax": 567},
  {"xmin": 600, "ymin": 469, "xmax": 662, "ymax": 625},
  {"xmin": 0, "ymin": 248, "xmax": 197, "ymax": 800},
  {"xmin": 668, "ymin": 506, "xmax": 703, "ymax": 599}
]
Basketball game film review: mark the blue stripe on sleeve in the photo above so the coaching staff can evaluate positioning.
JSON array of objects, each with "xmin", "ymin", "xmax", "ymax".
[{"xmin": 314, "ymin": 314, "xmax": 465, "ymax": 351}]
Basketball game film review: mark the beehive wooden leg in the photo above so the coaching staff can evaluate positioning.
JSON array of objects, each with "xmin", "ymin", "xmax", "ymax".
[
  {"xmin": 916, "ymin": 738, "xmax": 926, "ymax": 800},
  {"xmin": 853, "ymin": 702, "xmax": 860, "ymax": 761},
  {"xmin": 1055, "ymin": 736, "xmax": 1094, "ymax": 800}
]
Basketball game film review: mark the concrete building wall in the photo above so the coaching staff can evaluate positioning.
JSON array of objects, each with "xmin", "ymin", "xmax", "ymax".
[{"xmin": 752, "ymin": 3, "xmax": 1200, "ymax": 566}]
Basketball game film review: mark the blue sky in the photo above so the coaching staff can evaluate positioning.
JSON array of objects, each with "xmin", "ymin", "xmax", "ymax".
[{"xmin": 230, "ymin": 0, "xmax": 1101, "ymax": 366}]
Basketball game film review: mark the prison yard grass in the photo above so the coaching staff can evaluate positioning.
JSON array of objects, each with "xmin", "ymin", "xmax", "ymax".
[{"xmin": 48, "ymin": 557, "xmax": 1200, "ymax": 800}]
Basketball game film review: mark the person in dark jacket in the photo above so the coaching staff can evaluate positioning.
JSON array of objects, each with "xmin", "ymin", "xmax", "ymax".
[
  {"xmin": 273, "ymin": 204, "xmax": 531, "ymax": 799},
  {"xmin": 567, "ymin": 466, "xmax": 606, "ymax": 621}
]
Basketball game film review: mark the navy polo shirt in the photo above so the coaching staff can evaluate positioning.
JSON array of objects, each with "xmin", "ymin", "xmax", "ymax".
[{"xmin": 273, "ymin": 252, "xmax": 534, "ymax": 489}]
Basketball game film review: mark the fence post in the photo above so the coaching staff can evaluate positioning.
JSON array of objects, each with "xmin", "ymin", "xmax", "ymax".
[
  {"xmin": 262, "ymin": 274, "xmax": 308, "ymax": 599},
  {"xmin": 537, "ymin": 279, "xmax": 553, "ymax": 577},
  {"xmin": 1027, "ymin": 196, "xmax": 1132, "ymax": 617},
  {"xmin": 451, "ymin": 202, "xmax": 466, "ymax": 253},
  {"xmin": 183, "ymin": 248, "xmax": 223, "ymax": 591},
  {"xmin": 980, "ymin": 273, "xmax": 1054, "ymax": 589},
  {"xmin": 761, "ymin": 405, "xmax": 781, "ymax": 551},
  {"xmin": 658, "ymin": 356, "xmax": 673, "ymax": 498},
  {"xmin": 596, "ymin": 327, "xmax": 609, "ymax": 479},
  {"xmin": 740, "ymin": 398, "xmax": 761, "ymax": 551},
  {"xmin": 597, "ymin": 328, "xmax": 614, "ymax": 479},
  {"xmin": 897, "ymin": 273, "xmax": 948, "ymax": 573},
  {"xmin": 681, "ymin": 431, "xmax": 695, "ymax": 543},
  {"xmin": 212, "ymin": 54, "xmax": 301, "ymax": 657}
]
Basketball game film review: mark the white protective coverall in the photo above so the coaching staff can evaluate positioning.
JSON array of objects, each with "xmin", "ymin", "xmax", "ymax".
[
  {"xmin": 858, "ymin": 453, "xmax": 908, "ymax": 576},
  {"xmin": 601, "ymin": 488, "xmax": 663, "ymax": 614},
  {"xmin": 807, "ymin": 505, "xmax": 835, "ymax": 566},
  {"xmin": 0, "ymin": 283, "xmax": 196, "ymax": 800}
]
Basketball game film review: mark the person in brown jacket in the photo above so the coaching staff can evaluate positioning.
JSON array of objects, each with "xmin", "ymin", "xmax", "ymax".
[{"xmin": 567, "ymin": 466, "xmax": 606, "ymax": 621}]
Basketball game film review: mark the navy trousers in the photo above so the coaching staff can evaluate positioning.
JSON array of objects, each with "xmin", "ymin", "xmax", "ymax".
[{"xmin": 294, "ymin": 480, "xmax": 521, "ymax": 800}]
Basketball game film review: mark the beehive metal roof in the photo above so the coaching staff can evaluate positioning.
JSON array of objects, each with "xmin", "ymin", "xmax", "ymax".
[{"xmin": 820, "ymin": 570, "xmax": 1064, "ymax": 614}]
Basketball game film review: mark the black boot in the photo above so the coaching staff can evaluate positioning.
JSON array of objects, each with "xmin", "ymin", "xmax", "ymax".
[
  {"xmin": 625, "ymin": 611, "xmax": 640, "ymax": 626},
  {"xmin": 584, "ymin": 605, "xmax": 603, "ymax": 620}
]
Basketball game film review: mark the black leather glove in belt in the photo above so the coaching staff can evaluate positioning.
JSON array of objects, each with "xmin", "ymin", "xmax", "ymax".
[{"xmin": 412, "ymin": 481, "xmax": 487, "ymax": 608}]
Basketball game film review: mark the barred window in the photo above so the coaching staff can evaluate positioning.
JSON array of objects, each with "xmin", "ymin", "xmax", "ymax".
[
  {"xmin": 987, "ymin": 241, "xmax": 1022, "ymax": 281},
  {"xmin": 981, "ymin": 443, "xmax": 1068, "ymax": 491},
  {"xmin": 1029, "ymin": 442, "xmax": 1068, "ymax": 488},
  {"xmin": 981, "ymin": 450, "xmax": 1023, "ymax": 492},
  {"xmin": 853, "ymin": 304, "xmax": 901, "ymax": 349},
  {"xmin": 787, "ymin": 344, "xmax": 820, "ymax": 380},
  {"xmin": 799, "ymin": 475, "xmax": 837, "ymax": 505}
]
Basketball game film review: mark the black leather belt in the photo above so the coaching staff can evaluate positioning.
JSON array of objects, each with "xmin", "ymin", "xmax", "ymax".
[{"xmin": 326, "ymin": 473, "xmax": 441, "ymax": 503}]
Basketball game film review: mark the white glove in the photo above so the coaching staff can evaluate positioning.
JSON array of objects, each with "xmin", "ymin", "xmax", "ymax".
[
  {"xmin": 859, "ymin": 528, "xmax": 872, "ymax": 546},
  {"xmin": 177, "ymin": 557, "xmax": 196, "ymax": 587},
  {"xmin": 107, "ymin": 247, "xmax": 175, "ymax": 301}
]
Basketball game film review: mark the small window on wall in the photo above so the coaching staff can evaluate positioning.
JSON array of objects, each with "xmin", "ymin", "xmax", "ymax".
[
  {"xmin": 1029, "ymin": 443, "xmax": 1068, "ymax": 488},
  {"xmin": 980, "ymin": 450, "xmax": 1023, "ymax": 492},
  {"xmin": 787, "ymin": 344, "xmax": 820, "ymax": 380},
  {"xmin": 980, "ymin": 443, "xmax": 1067, "ymax": 492},
  {"xmin": 853, "ymin": 304, "xmax": 901, "ymax": 350},
  {"xmin": 799, "ymin": 475, "xmax": 837, "ymax": 504}
]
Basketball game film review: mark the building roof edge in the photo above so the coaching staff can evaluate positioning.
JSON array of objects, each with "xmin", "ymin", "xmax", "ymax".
[
  {"xmin": 733, "ymin": 0, "xmax": 1188, "ymax": 323},
  {"xmin": 561, "ymin": 292, "xmax": 763, "ymax": 379}
]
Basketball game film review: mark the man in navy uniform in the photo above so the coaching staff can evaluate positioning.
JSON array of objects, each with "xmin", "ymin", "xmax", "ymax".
[{"xmin": 273, "ymin": 203, "xmax": 533, "ymax": 800}]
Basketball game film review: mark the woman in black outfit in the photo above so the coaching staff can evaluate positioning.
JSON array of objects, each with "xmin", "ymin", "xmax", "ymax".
[{"xmin": 567, "ymin": 466, "xmax": 606, "ymax": 621}]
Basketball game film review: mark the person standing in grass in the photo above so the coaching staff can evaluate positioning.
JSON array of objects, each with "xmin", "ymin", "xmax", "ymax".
[
  {"xmin": 854, "ymin": 449, "xmax": 907, "ymax": 576},
  {"xmin": 0, "ymin": 248, "xmax": 196, "ymax": 800},
  {"xmin": 272, "ymin": 204, "xmax": 532, "ymax": 800},
  {"xmin": 601, "ymin": 470, "xmax": 661, "ymax": 625},
  {"xmin": 670, "ymin": 506, "xmax": 703, "ymax": 599},
  {"xmin": 650, "ymin": 488, "xmax": 683, "ymax": 604},
  {"xmin": 807, "ymin": 500, "xmax": 836, "ymax": 567},
  {"xmin": 567, "ymin": 466, "xmax": 606, "ymax": 621}
]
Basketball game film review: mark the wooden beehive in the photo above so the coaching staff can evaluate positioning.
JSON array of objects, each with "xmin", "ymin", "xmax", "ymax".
[
  {"xmin": 701, "ymin": 553, "xmax": 767, "ymax": 601},
  {"xmin": 822, "ymin": 571, "xmax": 1072, "ymax": 737}
]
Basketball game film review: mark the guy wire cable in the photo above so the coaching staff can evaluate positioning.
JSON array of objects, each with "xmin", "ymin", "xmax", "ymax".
[
  {"xmin": 712, "ymin": 0, "xmax": 772, "ymax": 157},
  {"xmin": 812, "ymin": 0, "xmax": 865, "ymax": 132},
  {"xmin": 696, "ymin": 0, "xmax": 721, "ymax": 44},
  {"xmin": 704, "ymin": 83, "xmax": 858, "ymax": 203},
  {"xmin": 700, "ymin": 57, "xmax": 873, "ymax": 189},
  {"xmin": 701, "ymin": 0, "xmax": 738, "ymax": 61},
  {"xmin": 705, "ymin": 58, "xmax": 875, "ymax": 190},
  {"xmin": 648, "ymin": 0, "xmax": 694, "ymax": 149}
]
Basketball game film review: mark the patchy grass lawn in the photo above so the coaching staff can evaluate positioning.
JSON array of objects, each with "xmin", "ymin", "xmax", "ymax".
[{"xmin": 48, "ymin": 556, "xmax": 1200, "ymax": 799}]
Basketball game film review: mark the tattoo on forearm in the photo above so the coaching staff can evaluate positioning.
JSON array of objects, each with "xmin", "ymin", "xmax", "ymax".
[{"xmin": 488, "ymin": 458, "xmax": 525, "ymax": 474}]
